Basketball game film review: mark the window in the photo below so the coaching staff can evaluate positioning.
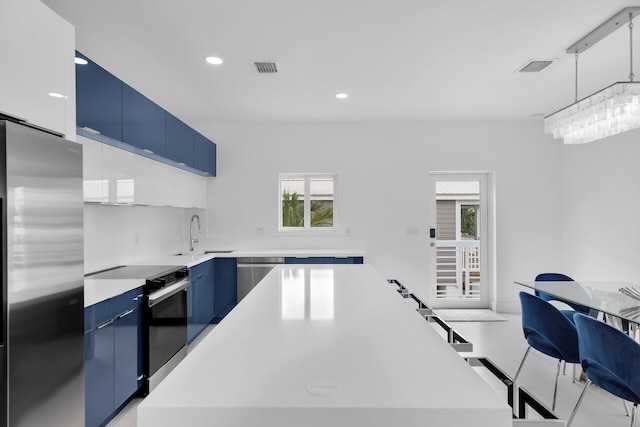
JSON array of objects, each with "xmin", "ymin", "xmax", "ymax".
[{"xmin": 279, "ymin": 173, "xmax": 336, "ymax": 230}]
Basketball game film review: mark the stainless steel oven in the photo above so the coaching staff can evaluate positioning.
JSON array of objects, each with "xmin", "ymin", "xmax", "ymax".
[{"xmin": 145, "ymin": 270, "xmax": 190, "ymax": 393}]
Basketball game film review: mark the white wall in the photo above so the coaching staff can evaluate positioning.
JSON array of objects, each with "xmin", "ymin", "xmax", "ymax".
[
  {"xmin": 560, "ymin": 127, "xmax": 640, "ymax": 281},
  {"xmin": 84, "ymin": 205, "xmax": 205, "ymax": 274},
  {"xmin": 198, "ymin": 121, "xmax": 563, "ymax": 312}
]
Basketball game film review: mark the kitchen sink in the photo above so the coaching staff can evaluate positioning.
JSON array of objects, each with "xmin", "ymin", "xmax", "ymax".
[{"xmin": 174, "ymin": 250, "xmax": 235, "ymax": 256}]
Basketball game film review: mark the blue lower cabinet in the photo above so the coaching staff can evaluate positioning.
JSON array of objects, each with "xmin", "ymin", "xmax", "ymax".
[
  {"xmin": 213, "ymin": 258, "xmax": 237, "ymax": 322},
  {"xmin": 284, "ymin": 256, "xmax": 363, "ymax": 264},
  {"xmin": 113, "ymin": 292, "xmax": 142, "ymax": 407},
  {"xmin": 85, "ymin": 313, "xmax": 115, "ymax": 427},
  {"xmin": 187, "ymin": 261, "xmax": 215, "ymax": 344},
  {"xmin": 186, "ymin": 284, "xmax": 200, "ymax": 344},
  {"xmin": 85, "ymin": 287, "xmax": 143, "ymax": 427}
]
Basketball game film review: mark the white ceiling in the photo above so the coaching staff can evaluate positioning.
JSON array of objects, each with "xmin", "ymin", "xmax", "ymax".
[{"xmin": 41, "ymin": 0, "xmax": 640, "ymax": 124}]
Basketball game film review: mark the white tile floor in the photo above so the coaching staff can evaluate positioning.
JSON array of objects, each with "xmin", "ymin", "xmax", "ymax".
[{"xmin": 107, "ymin": 311, "xmax": 634, "ymax": 427}]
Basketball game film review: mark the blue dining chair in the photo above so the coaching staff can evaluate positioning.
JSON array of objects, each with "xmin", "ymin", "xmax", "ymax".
[
  {"xmin": 514, "ymin": 291, "xmax": 581, "ymax": 411},
  {"xmin": 568, "ymin": 314, "xmax": 640, "ymax": 427},
  {"xmin": 535, "ymin": 273, "xmax": 591, "ymax": 321}
]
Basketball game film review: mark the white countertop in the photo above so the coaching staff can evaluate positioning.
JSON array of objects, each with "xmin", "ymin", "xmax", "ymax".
[
  {"xmin": 137, "ymin": 264, "xmax": 511, "ymax": 427},
  {"xmin": 84, "ymin": 249, "xmax": 365, "ymax": 307},
  {"xmin": 84, "ymin": 278, "xmax": 145, "ymax": 307}
]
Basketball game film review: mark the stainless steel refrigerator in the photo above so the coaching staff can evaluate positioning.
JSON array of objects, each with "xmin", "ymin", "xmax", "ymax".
[{"xmin": 0, "ymin": 120, "xmax": 84, "ymax": 427}]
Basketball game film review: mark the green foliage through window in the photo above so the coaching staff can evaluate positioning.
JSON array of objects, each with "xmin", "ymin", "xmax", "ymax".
[
  {"xmin": 461, "ymin": 206, "xmax": 477, "ymax": 238},
  {"xmin": 282, "ymin": 191, "xmax": 334, "ymax": 228}
]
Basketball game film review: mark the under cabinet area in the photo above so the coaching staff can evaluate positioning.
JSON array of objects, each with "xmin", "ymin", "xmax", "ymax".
[
  {"xmin": 79, "ymin": 134, "xmax": 207, "ymax": 208},
  {"xmin": 84, "ymin": 287, "xmax": 143, "ymax": 427}
]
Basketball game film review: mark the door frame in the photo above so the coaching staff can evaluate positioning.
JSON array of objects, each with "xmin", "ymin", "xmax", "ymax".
[{"xmin": 428, "ymin": 171, "xmax": 497, "ymax": 310}]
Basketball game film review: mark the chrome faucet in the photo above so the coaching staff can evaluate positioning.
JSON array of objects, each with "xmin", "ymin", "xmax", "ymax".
[{"xmin": 190, "ymin": 214, "xmax": 201, "ymax": 251}]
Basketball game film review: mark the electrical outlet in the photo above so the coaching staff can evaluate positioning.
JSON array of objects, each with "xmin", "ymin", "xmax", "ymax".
[
  {"xmin": 407, "ymin": 227, "xmax": 418, "ymax": 236},
  {"xmin": 257, "ymin": 227, "xmax": 265, "ymax": 236}
]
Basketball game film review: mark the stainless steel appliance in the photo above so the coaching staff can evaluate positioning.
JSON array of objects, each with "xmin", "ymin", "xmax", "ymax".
[
  {"xmin": 236, "ymin": 257, "xmax": 284, "ymax": 301},
  {"xmin": 144, "ymin": 267, "xmax": 190, "ymax": 393},
  {"xmin": 0, "ymin": 120, "xmax": 84, "ymax": 427},
  {"xmin": 86, "ymin": 265, "xmax": 190, "ymax": 394}
]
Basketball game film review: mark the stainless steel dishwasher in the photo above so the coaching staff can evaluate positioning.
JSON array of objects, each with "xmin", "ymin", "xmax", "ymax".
[{"xmin": 236, "ymin": 257, "xmax": 284, "ymax": 301}]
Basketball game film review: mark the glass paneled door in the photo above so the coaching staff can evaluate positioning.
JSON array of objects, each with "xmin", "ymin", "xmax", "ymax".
[{"xmin": 428, "ymin": 173, "xmax": 492, "ymax": 309}]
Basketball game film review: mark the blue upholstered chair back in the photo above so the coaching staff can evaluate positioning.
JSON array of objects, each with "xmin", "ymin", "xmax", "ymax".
[
  {"xmin": 535, "ymin": 273, "xmax": 591, "ymax": 315},
  {"xmin": 519, "ymin": 291, "xmax": 580, "ymax": 364},
  {"xmin": 574, "ymin": 313, "xmax": 640, "ymax": 404}
]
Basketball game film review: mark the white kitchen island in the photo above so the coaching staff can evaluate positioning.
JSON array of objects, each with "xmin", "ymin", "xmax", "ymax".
[{"xmin": 137, "ymin": 264, "xmax": 511, "ymax": 427}]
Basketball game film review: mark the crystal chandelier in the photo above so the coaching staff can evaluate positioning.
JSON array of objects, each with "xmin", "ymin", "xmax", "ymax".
[{"xmin": 544, "ymin": 8, "xmax": 640, "ymax": 144}]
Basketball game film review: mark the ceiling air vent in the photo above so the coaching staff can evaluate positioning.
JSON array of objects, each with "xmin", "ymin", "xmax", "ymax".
[
  {"xmin": 251, "ymin": 61, "xmax": 279, "ymax": 74},
  {"xmin": 516, "ymin": 59, "xmax": 554, "ymax": 73}
]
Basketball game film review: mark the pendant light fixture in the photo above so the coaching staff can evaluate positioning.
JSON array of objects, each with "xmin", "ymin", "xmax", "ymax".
[{"xmin": 544, "ymin": 7, "xmax": 640, "ymax": 144}]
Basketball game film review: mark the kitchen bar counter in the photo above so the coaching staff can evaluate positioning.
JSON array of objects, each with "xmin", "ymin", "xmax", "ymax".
[{"xmin": 137, "ymin": 264, "xmax": 511, "ymax": 427}]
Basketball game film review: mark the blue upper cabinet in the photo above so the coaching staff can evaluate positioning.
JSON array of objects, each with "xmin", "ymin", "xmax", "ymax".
[
  {"xmin": 76, "ymin": 52, "xmax": 123, "ymax": 141},
  {"xmin": 76, "ymin": 52, "xmax": 217, "ymax": 177},
  {"xmin": 194, "ymin": 131, "xmax": 217, "ymax": 177},
  {"xmin": 122, "ymin": 83, "xmax": 166, "ymax": 157},
  {"xmin": 166, "ymin": 113, "xmax": 195, "ymax": 167}
]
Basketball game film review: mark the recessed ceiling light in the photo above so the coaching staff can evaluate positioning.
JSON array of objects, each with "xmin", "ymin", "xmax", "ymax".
[
  {"xmin": 206, "ymin": 56, "xmax": 223, "ymax": 65},
  {"xmin": 75, "ymin": 57, "xmax": 88, "ymax": 65},
  {"xmin": 336, "ymin": 93, "xmax": 349, "ymax": 99},
  {"xmin": 48, "ymin": 92, "xmax": 67, "ymax": 99}
]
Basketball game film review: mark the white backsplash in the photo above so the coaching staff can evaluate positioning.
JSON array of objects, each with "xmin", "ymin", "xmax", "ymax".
[{"xmin": 84, "ymin": 204, "xmax": 206, "ymax": 274}]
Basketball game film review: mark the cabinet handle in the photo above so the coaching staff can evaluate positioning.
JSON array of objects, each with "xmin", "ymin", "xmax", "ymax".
[
  {"xmin": 134, "ymin": 293, "xmax": 144, "ymax": 301},
  {"xmin": 137, "ymin": 375, "xmax": 145, "ymax": 381},
  {"xmin": 97, "ymin": 319, "xmax": 115, "ymax": 330},
  {"xmin": 118, "ymin": 309, "xmax": 134, "ymax": 319}
]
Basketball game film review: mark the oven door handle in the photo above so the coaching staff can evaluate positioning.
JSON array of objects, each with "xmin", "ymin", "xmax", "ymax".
[{"xmin": 147, "ymin": 279, "xmax": 191, "ymax": 308}]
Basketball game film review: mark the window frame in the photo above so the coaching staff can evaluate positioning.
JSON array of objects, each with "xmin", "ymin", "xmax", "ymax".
[{"xmin": 278, "ymin": 173, "xmax": 338, "ymax": 232}]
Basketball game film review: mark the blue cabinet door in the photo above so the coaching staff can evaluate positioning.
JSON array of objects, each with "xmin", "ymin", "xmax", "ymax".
[
  {"xmin": 85, "ymin": 321, "xmax": 114, "ymax": 427},
  {"xmin": 187, "ymin": 261, "xmax": 215, "ymax": 343},
  {"xmin": 213, "ymin": 258, "xmax": 237, "ymax": 322},
  {"xmin": 166, "ymin": 113, "xmax": 195, "ymax": 167},
  {"xmin": 198, "ymin": 261, "xmax": 215, "ymax": 325},
  {"xmin": 75, "ymin": 52, "xmax": 123, "ymax": 141},
  {"xmin": 284, "ymin": 256, "xmax": 363, "ymax": 264},
  {"xmin": 122, "ymin": 83, "xmax": 166, "ymax": 156},
  {"xmin": 113, "ymin": 289, "xmax": 143, "ymax": 409},
  {"xmin": 186, "ymin": 284, "xmax": 198, "ymax": 344},
  {"xmin": 194, "ymin": 132, "xmax": 217, "ymax": 176}
]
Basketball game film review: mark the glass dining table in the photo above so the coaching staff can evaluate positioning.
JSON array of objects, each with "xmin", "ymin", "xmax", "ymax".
[{"xmin": 515, "ymin": 280, "xmax": 640, "ymax": 324}]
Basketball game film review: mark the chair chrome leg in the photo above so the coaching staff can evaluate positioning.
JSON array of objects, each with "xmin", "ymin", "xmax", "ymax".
[
  {"xmin": 552, "ymin": 359, "xmax": 562, "ymax": 411},
  {"xmin": 624, "ymin": 400, "xmax": 631, "ymax": 417},
  {"xmin": 567, "ymin": 379, "xmax": 591, "ymax": 427},
  {"xmin": 632, "ymin": 403, "xmax": 637, "ymax": 427},
  {"xmin": 563, "ymin": 360, "xmax": 567, "ymax": 375},
  {"xmin": 514, "ymin": 346, "xmax": 531, "ymax": 382},
  {"xmin": 572, "ymin": 363, "xmax": 576, "ymax": 384}
]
